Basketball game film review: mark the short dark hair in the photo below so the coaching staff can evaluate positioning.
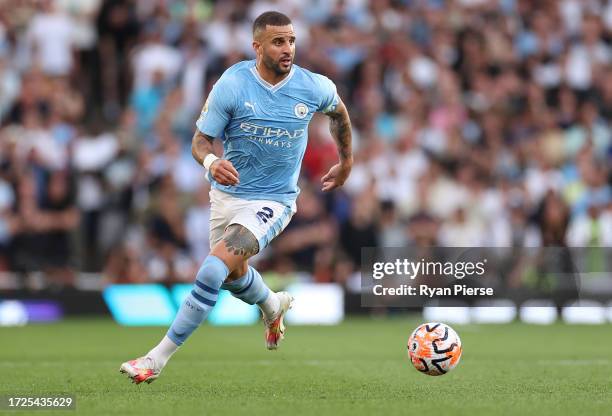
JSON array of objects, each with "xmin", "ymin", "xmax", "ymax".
[{"xmin": 253, "ymin": 11, "xmax": 292, "ymax": 36}]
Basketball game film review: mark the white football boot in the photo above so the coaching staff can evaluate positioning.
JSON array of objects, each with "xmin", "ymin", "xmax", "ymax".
[{"xmin": 264, "ymin": 291, "xmax": 294, "ymax": 350}]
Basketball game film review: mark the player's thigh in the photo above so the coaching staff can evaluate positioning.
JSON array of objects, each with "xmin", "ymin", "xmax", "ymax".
[
  {"xmin": 209, "ymin": 195, "xmax": 295, "ymax": 273},
  {"xmin": 228, "ymin": 199, "xmax": 295, "ymax": 251},
  {"xmin": 208, "ymin": 189, "xmax": 230, "ymax": 249},
  {"xmin": 210, "ymin": 224, "xmax": 258, "ymax": 274}
]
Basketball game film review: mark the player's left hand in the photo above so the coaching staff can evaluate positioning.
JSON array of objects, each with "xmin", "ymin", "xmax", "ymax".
[{"xmin": 321, "ymin": 163, "xmax": 351, "ymax": 192}]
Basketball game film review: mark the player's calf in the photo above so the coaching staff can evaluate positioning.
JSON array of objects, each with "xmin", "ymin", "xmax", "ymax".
[
  {"xmin": 119, "ymin": 255, "xmax": 230, "ymax": 384},
  {"xmin": 222, "ymin": 265, "xmax": 293, "ymax": 350},
  {"xmin": 223, "ymin": 265, "xmax": 280, "ymax": 317}
]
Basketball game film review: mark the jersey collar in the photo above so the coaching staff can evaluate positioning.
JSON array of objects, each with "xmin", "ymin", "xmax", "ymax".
[{"xmin": 250, "ymin": 64, "xmax": 295, "ymax": 93}]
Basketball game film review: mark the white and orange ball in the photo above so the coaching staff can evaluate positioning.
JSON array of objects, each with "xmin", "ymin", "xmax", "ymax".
[{"xmin": 407, "ymin": 322, "xmax": 462, "ymax": 376}]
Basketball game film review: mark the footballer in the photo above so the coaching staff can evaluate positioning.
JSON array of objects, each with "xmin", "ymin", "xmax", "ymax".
[{"xmin": 120, "ymin": 11, "xmax": 353, "ymax": 384}]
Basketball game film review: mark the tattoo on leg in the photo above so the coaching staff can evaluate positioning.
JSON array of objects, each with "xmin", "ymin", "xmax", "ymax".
[{"xmin": 223, "ymin": 225, "xmax": 259, "ymax": 257}]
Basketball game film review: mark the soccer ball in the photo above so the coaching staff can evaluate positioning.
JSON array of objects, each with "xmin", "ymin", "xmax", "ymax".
[{"xmin": 407, "ymin": 322, "xmax": 462, "ymax": 376}]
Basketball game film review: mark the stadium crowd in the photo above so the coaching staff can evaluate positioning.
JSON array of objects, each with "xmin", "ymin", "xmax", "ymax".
[{"xmin": 0, "ymin": 0, "xmax": 611, "ymax": 289}]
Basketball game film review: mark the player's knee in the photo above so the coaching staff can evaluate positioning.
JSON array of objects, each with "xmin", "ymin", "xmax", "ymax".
[
  {"xmin": 195, "ymin": 255, "xmax": 230, "ymax": 287},
  {"xmin": 213, "ymin": 224, "xmax": 260, "ymax": 259}
]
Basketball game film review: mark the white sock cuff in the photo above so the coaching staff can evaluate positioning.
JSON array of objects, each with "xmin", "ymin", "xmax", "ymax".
[
  {"xmin": 258, "ymin": 291, "xmax": 281, "ymax": 319},
  {"xmin": 147, "ymin": 335, "xmax": 180, "ymax": 369}
]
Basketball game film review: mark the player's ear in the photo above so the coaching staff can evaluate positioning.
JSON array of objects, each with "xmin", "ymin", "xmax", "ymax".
[{"xmin": 252, "ymin": 40, "xmax": 261, "ymax": 56}]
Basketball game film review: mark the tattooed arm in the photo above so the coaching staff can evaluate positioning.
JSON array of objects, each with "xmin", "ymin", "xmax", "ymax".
[
  {"xmin": 191, "ymin": 130, "xmax": 239, "ymax": 186},
  {"xmin": 321, "ymin": 98, "xmax": 353, "ymax": 192}
]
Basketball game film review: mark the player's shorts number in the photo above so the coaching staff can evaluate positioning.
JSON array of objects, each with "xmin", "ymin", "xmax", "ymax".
[{"xmin": 256, "ymin": 207, "xmax": 274, "ymax": 224}]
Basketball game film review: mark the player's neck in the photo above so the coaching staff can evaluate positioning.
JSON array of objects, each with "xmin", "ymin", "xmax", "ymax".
[{"xmin": 255, "ymin": 62, "xmax": 290, "ymax": 86}]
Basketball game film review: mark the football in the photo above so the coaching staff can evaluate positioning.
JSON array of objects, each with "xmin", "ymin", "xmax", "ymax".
[{"xmin": 407, "ymin": 322, "xmax": 462, "ymax": 376}]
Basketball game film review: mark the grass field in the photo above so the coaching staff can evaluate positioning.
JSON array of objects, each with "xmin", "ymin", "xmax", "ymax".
[{"xmin": 1, "ymin": 317, "xmax": 611, "ymax": 416}]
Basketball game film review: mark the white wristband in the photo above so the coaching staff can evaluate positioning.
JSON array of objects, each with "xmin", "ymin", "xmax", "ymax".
[{"xmin": 203, "ymin": 154, "xmax": 219, "ymax": 170}]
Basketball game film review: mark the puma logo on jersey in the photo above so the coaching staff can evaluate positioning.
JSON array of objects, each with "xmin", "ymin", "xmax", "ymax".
[{"xmin": 244, "ymin": 101, "xmax": 256, "ymax": 114}]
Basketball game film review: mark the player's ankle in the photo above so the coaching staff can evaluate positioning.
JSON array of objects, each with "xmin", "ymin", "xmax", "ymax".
[
  {"xmin": 147, "ymin": 335, "xmax": 179, "ymax": 369},
  {"xmin": 144, "ymin": 355, "xmax": 164, "ymax": 372},
  {"xmin": 258, "ymin": 291, "xmax": 281, "ymax": 320}
]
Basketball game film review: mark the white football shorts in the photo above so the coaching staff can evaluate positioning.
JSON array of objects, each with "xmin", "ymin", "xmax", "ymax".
[{"xmin": 208, "ymin": 188, "xmax": 296, "ymax": 251}]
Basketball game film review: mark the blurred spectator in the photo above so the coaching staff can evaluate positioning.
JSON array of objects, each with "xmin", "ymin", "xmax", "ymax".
[
  {"xmin": 12, "ymin": 170, "xmax": 79, "ymax": 287},
  {"xmin": 0, "ymin": 171, "xmax": 17, "ymax": 271},
  {"xmin": 0, "ymin": 0, "xmax": 609, "ymax": 289},
  {"xmin": 23, "ymin": 0, "xmax": 76, "ymax": 76},
  {"xmin": 535, "ymin": 191, "xmax": 571, "ymax": 247},
  {"xmin": 130, "ymin": 68, "xmax": 168, "ymax": 137},
  {"xmin": 378, "ymin": 200, "xmax": 407, "ymax": 247},
  {"xmin": 96, "ymin": 0, "xmax": 140, "ymax": 118},
  {"xmin": 567, "ymin": 201, "xmax": 612, "ymax": 247},
  {"xmin": 0, "ymin": 57, "xmax": 20, "ymax": 121},
  {"xmin": 339, "ymin": 187, "xmax": 379, "ymax": 265},
  {"xmin": 274, "ymin": 185, "xmax": 335, "ymax": 272},
  {"xmin": 131, "ymin": 25, "xmax": 182, "ymax": 91},
  {"xmin": 185, "ymin": 184, "xmax": 211, "ymax": 263}
]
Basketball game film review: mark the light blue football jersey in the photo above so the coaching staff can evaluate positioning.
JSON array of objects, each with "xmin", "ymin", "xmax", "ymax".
[{"xmin": 195, "ymin": 60, "xmax": 339, "ymax": 207}]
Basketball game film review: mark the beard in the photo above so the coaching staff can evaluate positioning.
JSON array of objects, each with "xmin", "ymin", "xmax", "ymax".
[{"xmin": 263, "ymin": 54, "xmax": 292, "ymax": 75}]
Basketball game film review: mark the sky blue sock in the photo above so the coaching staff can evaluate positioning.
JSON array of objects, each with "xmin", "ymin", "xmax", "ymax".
[
  {"xmin": 221, "ymin": 266, "xmax": 270, "ymax": 305},
  {"xmin": 167, "ymin": 255, "xmax": 229, "ymax": 346}
]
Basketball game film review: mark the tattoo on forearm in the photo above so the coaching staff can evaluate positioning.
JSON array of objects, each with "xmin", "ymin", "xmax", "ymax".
[
  {"xmin": 329, "ymin": 107, "xmax": 353, "ymax": 162},
  {"xmin": 223, "ymin": 225, "xmax": 260, "ymax": 257},
  {"xmin": 191, "ymin": 132, "xmax": 215, "ymax": 164}
]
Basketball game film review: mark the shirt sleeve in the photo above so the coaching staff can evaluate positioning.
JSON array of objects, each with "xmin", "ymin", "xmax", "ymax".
[
  {"xmin": 315, "ymin": 74, "xmax": 340, "ymax": 114},
  {"xmin": 195, "ymin": 75, "xmax": 236, "ymax": 138}
]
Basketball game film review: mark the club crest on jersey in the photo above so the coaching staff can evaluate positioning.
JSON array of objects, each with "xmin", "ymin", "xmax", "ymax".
[{"xmin": 294, "ymin": 103, "xmax": 308, "ymax": 119}]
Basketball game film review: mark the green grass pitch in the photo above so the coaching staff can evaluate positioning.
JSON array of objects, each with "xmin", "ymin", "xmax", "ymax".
[{"xmin": 1, "ymin": 318, "xmax": 611, "ymax": 415}]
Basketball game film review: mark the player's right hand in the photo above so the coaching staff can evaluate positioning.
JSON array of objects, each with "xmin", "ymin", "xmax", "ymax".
[{"xmin": 210, "ymin": 159, "xmax": 240, "ymax": 186}]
